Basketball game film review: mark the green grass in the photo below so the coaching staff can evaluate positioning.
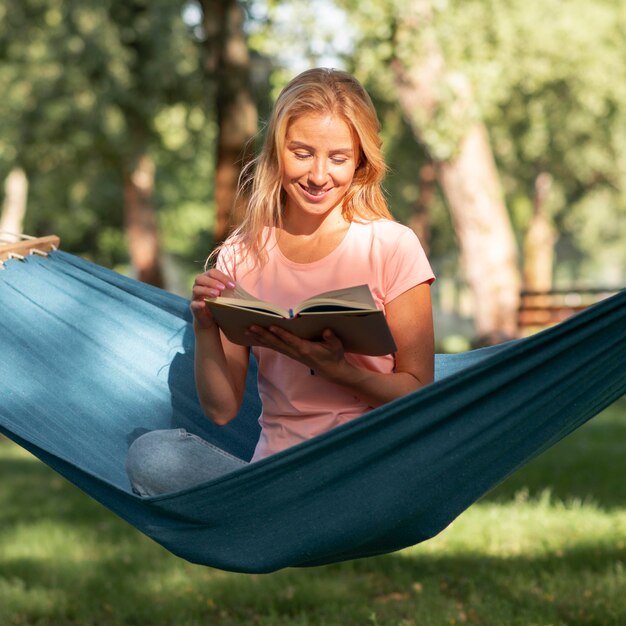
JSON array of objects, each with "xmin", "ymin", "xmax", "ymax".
[{"xmin": 1, "ymin": 399, "xmax": 625, "ymax": 626}]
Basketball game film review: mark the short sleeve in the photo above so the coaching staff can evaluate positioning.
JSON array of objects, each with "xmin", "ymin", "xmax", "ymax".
[
  {"xmin": 383, "ymin": 227, "xmax": 435, "ymax": 304},
  {"xmin": 214, "ymin": 240, "xmax": 240, "ymax": 281}
]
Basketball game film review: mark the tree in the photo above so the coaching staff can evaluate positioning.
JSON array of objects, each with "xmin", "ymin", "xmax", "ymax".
[
  {"xmin": 0, "ymin": 0, "xmax": 207, "ymax": 285},
  {"xmin": 198, "ymin": 0, "xmax": 258, "ymax": 243},
  {"xmin": 336, "ymin": 0, "xmax": 626, "ymax": 337},
  {"xmin": 0, "ymin": 168, "xmax": 28, "ymax": 236},
  {"xmin": 340, "ymin": 0, "xmax": 520, "ymax": 340},
  {"xmin": 449, "ymin": 0, "xmax": 626, "ymax": 286},
  {"xmin": 393, "ymin": 11, "xmax": 520, "ymax": 340},
  {"xmin": 107, "ymin": 0, "xmax": 167, "ymax": 286},
  {"xmin": 523, "ymin": 173, "xmax": 556, "ymax": 292}
]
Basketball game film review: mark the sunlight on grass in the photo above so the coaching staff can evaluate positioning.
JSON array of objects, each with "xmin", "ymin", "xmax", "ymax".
[
  {"xmin": 1, "ymin": 522, "xmax": 101, "ymax": 561},
  {"xmin": 1, "ymin": 441, "xmax": 34, "ymax": 460},
  {"xmin": 417, "ymin": 491, "xmax": 626, "ymax": 558},
  {"xmin": 0, "ymin": 578, "xmax": 68, "ymax": 621},
  {"xmin": 1, "ymin": 399, "xmax": 625, "ymax": 625}
]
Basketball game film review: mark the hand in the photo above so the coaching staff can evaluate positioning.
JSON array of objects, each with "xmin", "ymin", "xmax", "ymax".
[
  {"xmin": 190, "ymin": 268, "xmax": 236, "ymax": 331},
  {"xmin": 246, "ymin": 325, "xmax": 348, "ymax": 380}
]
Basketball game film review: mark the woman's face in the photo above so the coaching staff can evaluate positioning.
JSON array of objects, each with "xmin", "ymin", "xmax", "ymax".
[{"xmin": 280, "ymin": 112, "xmax": 359, "ymax": 221}]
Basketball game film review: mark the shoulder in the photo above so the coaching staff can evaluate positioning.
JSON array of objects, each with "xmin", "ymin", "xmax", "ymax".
[
  {"xmin": 216, "ymin": 235, "xmax": 243, "ymax": 264},
  {"xmin": 352, "ymin": 218, "xmax": 412, "ymax": 234},
  {"xmin": 350, "ymin": 217, "xmax": 432, "ymax": 272},
  {"xmin": 216, "ymin": 233, "xmax": 253, "ymax": 276},
  {"xmin": 355, "ymin": 219, "xmax": 435, "ymax": 291},
  {"xmin": 351, "ymin": 218, "xmax": 420, "ymax": 246}
]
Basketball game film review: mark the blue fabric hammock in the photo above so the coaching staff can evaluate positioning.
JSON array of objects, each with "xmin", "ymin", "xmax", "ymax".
[{"xmin": 0, "ymin": 251, "xmax": 624, "ymax": 573}]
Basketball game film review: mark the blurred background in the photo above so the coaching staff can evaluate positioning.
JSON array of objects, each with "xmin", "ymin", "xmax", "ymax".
[{"xmin": 1, "ymin": 0, "xmax": 624, "ymax": 350}]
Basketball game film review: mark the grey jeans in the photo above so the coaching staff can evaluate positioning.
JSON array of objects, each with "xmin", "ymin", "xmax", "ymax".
[{"xmin": 126, "ymin": 428, "xmax": 248, "ymax": 496}]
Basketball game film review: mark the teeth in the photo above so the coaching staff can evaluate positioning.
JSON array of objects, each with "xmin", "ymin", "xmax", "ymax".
[{"xmin": 306, "ymin": 187, "xmax": 326, "ymax": 196}]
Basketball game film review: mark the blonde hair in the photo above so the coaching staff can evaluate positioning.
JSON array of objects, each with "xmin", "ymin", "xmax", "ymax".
[{"xmin": 211, "ymin": 67, "xmax": 393, "ymax": 267}]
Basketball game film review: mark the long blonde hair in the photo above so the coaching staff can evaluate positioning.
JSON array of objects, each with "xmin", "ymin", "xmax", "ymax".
[{"xmin": 211, "ymin": 67, "xmax": 393, "ymax": 267}]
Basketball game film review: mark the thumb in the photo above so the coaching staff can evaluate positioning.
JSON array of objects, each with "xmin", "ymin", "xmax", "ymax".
[{"xmin": 322, "ymin": 328, "xmax": 342, "ymax": 348}]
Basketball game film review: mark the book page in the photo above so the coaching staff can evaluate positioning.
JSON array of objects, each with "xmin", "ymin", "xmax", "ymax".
[
  {"xmin": 296, "ymin": 284, "xmax": 377, "ymax": 314},
  {"xmin": 206, "ymin": 284, "xmax": 290, "ymax": 318},
  {"xmin": 221, "ymin": 283, "xmax": 258, "ymax": 301},
  {"xmin": 208, "ymin": 283, "xmax": 377, "ymax": 318},
  {"xmin": 208, "ymin": 299, "xmax": 285, "ymax": 317}
]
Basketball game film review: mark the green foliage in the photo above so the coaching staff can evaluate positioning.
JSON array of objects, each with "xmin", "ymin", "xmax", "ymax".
[
  {"xmin": 0, "ymin": 0, "xmax": 216, "ymax": 271},
  {"xmin": 338, "ymin": 0, "xmax": 626, "ymax": 285},
  {"xmin": 376, "ymin": 101, "xmax": 458, "ymax": 265},
  {"xmin": 2, "ymin": 0, "xmax": 624, "ymax": 288},
  {"xmin": 440, "ymin": 0, "xmax": 626, "ymax": 281}
]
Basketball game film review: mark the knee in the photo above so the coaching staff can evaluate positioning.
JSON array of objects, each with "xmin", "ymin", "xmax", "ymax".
[{"xmin": 126, "ymin": 429, "xmax": 186, "ymax": 496}]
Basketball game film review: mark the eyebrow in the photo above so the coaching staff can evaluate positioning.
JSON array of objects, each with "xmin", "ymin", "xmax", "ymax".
[{"xmin": 287, "ymin": 141, "xmax": 354, "ymax": 154}]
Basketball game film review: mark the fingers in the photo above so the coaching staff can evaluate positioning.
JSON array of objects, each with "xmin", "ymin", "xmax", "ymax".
[
  {"xmin": 194, "ymin": 269, "xmax": 235, "ymax": 292},
  {"xmin": 248, "ymin": 325, "xmax": 308, "ymax": 352},
  {"xmin": 190, "ymin": 269, "xmax": 235, "ymax": 329},
  {"xmin": 321, "ymin": 328, "xmax": 342, "ymax": 349},
  {"xmin": 247, "ymin": 325, "xmax": 345, "ymax": 369},
  {"xmin": 192, "ymin": 269, "xmax": 236, "ymax": 300}
]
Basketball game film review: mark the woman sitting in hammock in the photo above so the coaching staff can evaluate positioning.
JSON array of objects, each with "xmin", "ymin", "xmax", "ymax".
[{"xmin": 127, "ymin": 67, "xmax": 435, "ymax": 496}]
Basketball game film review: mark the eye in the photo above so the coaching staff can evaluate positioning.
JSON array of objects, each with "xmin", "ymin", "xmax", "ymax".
[
  {"xmin": 330, "ymin": 157, "xmax": 349, "ymax": 165},
  {"xmin": 294, "ymin": 152, "xmax": 311, "ymax": 160}
]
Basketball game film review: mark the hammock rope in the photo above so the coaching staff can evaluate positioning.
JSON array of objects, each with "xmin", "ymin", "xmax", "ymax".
[{"xmin": 1, "ymin": 250, "xmax": 624, "ymax": 573}]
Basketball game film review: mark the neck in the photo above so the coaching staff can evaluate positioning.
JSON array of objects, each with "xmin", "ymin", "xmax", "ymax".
[
  {"xmin": 281, "ymin": 204, "xmax": 348, "ymax": 237},
  {"xmin": 276, "ymin": 204, "xmax": 352, "ymax": 264}
]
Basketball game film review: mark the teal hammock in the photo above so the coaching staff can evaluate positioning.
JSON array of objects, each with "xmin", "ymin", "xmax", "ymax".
[{"xmin": 0, "ymin": 251, "xmax": 624, "ymax": 573}]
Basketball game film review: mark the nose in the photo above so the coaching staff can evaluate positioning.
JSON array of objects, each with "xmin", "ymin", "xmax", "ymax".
[{"xmin": 308, "ymin": 157, "xmax": 328, "ymax": 186}]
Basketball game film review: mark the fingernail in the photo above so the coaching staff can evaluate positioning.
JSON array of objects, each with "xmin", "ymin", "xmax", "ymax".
[{"xmin": 226, "ymin": 281, "xmax": 236, "ymax": 289}]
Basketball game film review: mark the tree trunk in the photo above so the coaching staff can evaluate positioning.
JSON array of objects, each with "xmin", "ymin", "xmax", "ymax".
[
  {"xmin": 123, "ymin": 154, "xmax": 165, "ymax": 287},
  {"xmin": 523, "ymin": 172, "xmax": 555, "ymax": 292},
  {"xmin": 391, "ymin": 0, "xmax": 520, "ymax": 342},
  {"xmin": 408, "ymin": 162, "xmax": 436, "ymax": 256},
  {"xmin": 436, "ymin": 126, "xmax": 520, "ymax": 341},
  {"xmin": 200, "ymin": 0, "xmax": 258, "ymax": 244},
  {"xmin": 0, "ymin": 167, "xmax": 28, "ymax": 235}
]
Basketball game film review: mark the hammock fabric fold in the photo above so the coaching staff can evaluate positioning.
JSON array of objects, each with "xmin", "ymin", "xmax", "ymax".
[{"xmin": 0, "ymin": 251, "xmax": 624, "ymax": 573}]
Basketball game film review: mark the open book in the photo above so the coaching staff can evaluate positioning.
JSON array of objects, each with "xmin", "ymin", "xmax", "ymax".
[{"xmin": 205, "ymin": 284, "xmax": 397, "ymax": 356}]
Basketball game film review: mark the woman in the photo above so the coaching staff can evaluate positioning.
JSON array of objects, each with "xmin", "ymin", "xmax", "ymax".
[{"xmin": 127, "ymin": 68, "xmax": 434, "ymax": 496}]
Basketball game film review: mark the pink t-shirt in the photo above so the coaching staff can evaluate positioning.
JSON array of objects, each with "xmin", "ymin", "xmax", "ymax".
[{"xmin": 217, "ymin": 219, "xmax": 434, "ymax": 462}]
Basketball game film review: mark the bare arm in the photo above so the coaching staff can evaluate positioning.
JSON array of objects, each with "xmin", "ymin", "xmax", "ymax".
[
  {"xmin": 247, "ymin": 282, "xmax": 434, "ymax": 407},
  {"xmin": 191, "ymin": 269, "xmax": 250, "ymax": 425},
  {"xmin": 329, "ymin": 282, "xmax": 434, "ymax": 406}
]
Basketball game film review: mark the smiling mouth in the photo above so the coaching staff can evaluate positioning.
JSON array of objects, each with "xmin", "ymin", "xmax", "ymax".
[{"xmin": 299, "ymin": 183, "xmax": 331, "ymax": 198}]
